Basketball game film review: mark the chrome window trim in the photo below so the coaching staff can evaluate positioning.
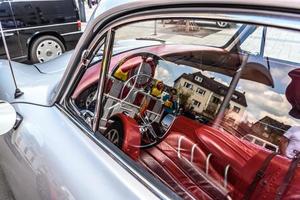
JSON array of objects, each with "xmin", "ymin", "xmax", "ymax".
[
  {"xmin": 61, "ymin": 31, "xmax": 83, "ymax": 36},
  {"xmin": 2, "ymin": 21, "xmax": 79, "ymax": 33}
]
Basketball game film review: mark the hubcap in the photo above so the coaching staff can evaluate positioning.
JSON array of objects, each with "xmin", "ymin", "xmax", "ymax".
[
  {"xmin": 36, "ymin": 39, "xmax": 62, "ymax": 63},
  {"xmin": 105, "ymin": 129, "xmax": 119, "ymax": 145}
]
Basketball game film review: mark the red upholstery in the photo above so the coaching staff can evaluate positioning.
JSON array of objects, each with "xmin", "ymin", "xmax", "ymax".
[
  {"xmin": 140, "ymin": 150, "xmax": 213, "ymax": 200},
  {"xmin": 139, "ymin": 132, "xmax": 231, "ymax": 199},
  {"xmin": 172, "ymin": 124, "xmax": 300, "ymax": 199},
  {"xmin": 158, "ymin": 133, "xmax": 224, "ymax": 184},
  {"xmin": 193, "ymin": 126, "xmax": 261, "ymax": 198},
  {"xmin": 138, "ymin": 116, "xmax": 300, "ymax": 199}
]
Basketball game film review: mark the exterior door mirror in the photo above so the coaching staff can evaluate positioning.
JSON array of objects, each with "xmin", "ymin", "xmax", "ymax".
[{"xmin": 0, "ymin": 100, "xmax": 16, "ymax": 135}]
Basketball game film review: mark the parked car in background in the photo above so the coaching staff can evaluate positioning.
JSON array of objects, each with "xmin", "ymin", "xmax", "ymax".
[
  {"xmin": 0, "ymin": 0, "xmax": 82, "ymax": 63},
  {"xmin": 1, "ymin": 0, "xmax": 300, "ymax": 200}
]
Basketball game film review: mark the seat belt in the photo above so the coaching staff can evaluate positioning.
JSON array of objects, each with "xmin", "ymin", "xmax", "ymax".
[
  {"xmin": 275, "ymin": 152, "xmax": 300, "ymax": 200},
  {"xmin": 243, "ymin": 152, "xmax": 279, "ymax": 200}
]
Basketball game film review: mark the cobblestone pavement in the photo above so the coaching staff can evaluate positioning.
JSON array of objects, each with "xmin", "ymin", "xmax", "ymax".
[{"xmin": 0, "ymin": 166, "xmax": 14, "ymax": 200}]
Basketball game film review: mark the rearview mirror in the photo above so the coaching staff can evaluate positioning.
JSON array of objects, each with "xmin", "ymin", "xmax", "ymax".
[{"xmin": 0, "ymin": 100, "xmax": 16, "ymax": 135}]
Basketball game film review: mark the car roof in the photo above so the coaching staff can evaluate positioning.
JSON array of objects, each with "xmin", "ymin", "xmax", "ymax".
[{"xmin": 93, "ymin": 0, "xmax": 300, "ymax": 20}]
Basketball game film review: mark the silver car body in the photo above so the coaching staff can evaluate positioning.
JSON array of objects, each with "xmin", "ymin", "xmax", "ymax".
[{"xmin": 1, "ymin": 0, "xmax": 300, "ymax": 199}]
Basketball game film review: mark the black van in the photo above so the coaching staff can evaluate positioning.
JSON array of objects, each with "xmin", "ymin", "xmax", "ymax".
[{"xmin": 0, "ymin": 0, "xmax": 82, "ymax": 63}]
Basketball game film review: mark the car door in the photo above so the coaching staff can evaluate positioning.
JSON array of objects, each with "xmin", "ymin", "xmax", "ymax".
[{"xmin": 0, "ymin": 0, "xmax": 23, "ymax": 59}]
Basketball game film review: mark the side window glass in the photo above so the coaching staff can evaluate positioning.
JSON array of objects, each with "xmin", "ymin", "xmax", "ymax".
[
  {"xmin": 69, "ymin": 18, "xmax": 300, "ymax": 199},
  {"xmin": 240, "ymin": 27, "xmax": 263, "ymax": 55}
]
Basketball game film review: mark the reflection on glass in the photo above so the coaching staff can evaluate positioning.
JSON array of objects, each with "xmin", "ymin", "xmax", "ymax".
[{"xmin": 72, "ymin": 18, "xmax": 300, "ymax": 199}]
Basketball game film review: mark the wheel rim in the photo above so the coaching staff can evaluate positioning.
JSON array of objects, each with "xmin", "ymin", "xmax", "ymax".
[
  {"xmin": 105, "ymin": 129, "xmax": 120, "ymax": 145},
  {"xmin": 36, "ymin": 39, "xmax": 62, "ymax": 63},
  {"xmin": 217, "ymin": 21, "xmax": 228, "ymax": 27}
]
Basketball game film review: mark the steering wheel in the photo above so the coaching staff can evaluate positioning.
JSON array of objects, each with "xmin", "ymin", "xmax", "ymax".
[{"xmin": 112, "ymin": 52, "xmax": 167, "ymax": 148}]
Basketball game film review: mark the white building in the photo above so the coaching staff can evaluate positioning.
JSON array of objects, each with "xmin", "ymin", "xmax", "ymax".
[{"xmin": 174, "ymin": 72, "xmax": 247, "ymax": 124}]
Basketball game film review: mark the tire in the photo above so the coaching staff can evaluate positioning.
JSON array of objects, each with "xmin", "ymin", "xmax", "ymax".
[
  {"xmin": 103, "ymin": 120, "xmax": 124, "ymax": 148},
  {"xmin": 30, "ymin": 35, "xmax": 65, "ymax": 63},
  {"xmin": 216, "ymin": 21, "xmax": 229, "ymax": 28}
]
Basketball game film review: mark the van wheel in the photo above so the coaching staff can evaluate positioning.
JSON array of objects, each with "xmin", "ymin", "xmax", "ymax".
[{"xmin": 30, "ymin": 35, "xmax": 65, "ymax": 63}]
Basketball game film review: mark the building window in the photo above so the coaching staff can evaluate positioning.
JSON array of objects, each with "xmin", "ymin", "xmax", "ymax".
[
  {"xmin": 196, "ymin": 88, "xmax": 206, "ymax": 95},
  {"xmin": 192, "ymin": 99, "xmax": 201, "ymax": 107},
  {"xmin": 233, "ymin": 106, "xmax": 241, "ymax": 113},
  {"xmin": 212, "ymin": 96, "xmax": 220, "ymax": 104},
  {"xmin": 183, "ymin": 82, "xmax": 193, "ymax": 90},
  {"xmin": 194, "ymin": 76, "xmax": 203, "ymax": 83}
]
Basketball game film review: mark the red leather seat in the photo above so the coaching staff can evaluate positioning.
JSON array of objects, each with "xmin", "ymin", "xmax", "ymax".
[
  {"xmin": 193, "ymin": 126, "xmax": 300, "ymax": 199},
  {"xmin": 138, "ymin": 116, "xmax": 300, "ymax": 199},
  {"xmin": 139, "ymin": 132, "xmax": 231, "ymax": 199}
]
